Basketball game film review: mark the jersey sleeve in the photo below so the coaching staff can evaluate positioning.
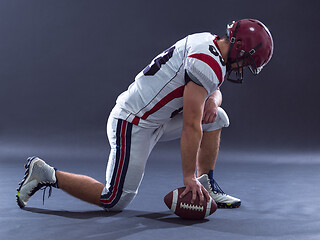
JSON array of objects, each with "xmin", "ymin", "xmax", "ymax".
[{"xmin": 184, "ymin": 43, "xmax": 223, "ymax": 95}]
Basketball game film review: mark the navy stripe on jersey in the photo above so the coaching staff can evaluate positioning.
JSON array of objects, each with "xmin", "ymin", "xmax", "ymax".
[{"xmin": 101, "ymin": 119, "xmax": 132, "ymax": 208}]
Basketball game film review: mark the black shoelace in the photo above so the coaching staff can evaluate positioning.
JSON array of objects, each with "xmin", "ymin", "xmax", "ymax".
[
  {"xmin": 210, "ymin": 179, "xmax": 225, "ymax": 194},
  {"xmin": 41, "ymin": 185, "xmax": 53, "ymax": 205}
]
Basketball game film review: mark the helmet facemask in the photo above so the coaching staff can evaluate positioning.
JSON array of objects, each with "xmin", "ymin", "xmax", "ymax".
[{"xmin": 226, "ymin": 50, "xmax": 259, "ymax": 84}]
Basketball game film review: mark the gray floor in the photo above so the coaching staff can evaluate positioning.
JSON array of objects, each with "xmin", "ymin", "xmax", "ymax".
[{"xmin": 1, "ymin": 137, "xmax": 320, "ymax": 240}]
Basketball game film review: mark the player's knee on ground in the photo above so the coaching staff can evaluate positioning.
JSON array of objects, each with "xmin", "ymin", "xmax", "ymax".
[
  {"xmin": 202, "ymin": 107, "xmax": 230, "ymax": 131},
  {"xmin": 101, "ymin": 162, "xmax": 143, "ymax": 211},
  {"xmin": 100, "ymin": 187, "xmax": 138, "ymax": 211}
]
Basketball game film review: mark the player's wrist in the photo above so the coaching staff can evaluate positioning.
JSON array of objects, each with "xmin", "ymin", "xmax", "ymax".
[{"xmin": 183, "ymin": 173, "xmax": 196, "ymax": 183}]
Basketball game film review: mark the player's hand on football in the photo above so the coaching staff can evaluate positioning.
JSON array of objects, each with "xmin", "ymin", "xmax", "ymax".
[
  {"xmin": 202, "ymin": 98, "xmax": 218, "ymax": 124},
  {"xmin": 181, "ymin": 176, "xmax": 210, "ymax": 205}
]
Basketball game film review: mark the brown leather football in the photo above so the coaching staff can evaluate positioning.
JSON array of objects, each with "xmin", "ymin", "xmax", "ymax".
[{"xmin": 164, "ymin": 187, "xmax": 217, "ymax": 219}]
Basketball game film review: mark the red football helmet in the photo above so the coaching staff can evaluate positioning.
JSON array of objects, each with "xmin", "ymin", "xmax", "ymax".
[{"xmin": 226, "ymin": 19, "xmax": 274, "ymax": 83}]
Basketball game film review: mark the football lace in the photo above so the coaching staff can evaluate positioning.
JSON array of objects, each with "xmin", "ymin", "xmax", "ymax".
[{"xmin": 180, "ymin": 202, "xmax": 204, "ymax": 211}]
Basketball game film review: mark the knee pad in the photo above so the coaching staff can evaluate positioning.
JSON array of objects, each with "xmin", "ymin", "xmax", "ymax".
[{"xmin": 202, "ymin": 107, "xmax": 230, "ymax": 131}]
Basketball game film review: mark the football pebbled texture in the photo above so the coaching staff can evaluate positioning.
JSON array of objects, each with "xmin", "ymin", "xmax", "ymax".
[{"xmin": 164, "ymin": 187, "xmax": 217, "ymax": 219}]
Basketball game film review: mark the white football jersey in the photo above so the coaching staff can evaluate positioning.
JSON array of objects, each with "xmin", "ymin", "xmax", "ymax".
[{"xmin": 111, "ymin": 33, "xmax": 226, "ymax": 128}]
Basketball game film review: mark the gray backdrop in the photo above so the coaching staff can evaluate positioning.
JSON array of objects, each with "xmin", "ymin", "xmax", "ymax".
[{"xmin": 0, "ymin": 0, "xmax": 319, "ymax": 156}]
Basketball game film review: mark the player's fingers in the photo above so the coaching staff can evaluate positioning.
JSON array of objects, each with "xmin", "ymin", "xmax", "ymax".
[
  {"xmin": 191, "ymin": 188, "xmax": 197, "ymax": 204},
  {"xmin": 207, "ymin": 115, "xmax": 213, "ymax": 123},
  {"xmin": 212, "ymin": 114, "xmax": 217, "ymax": 123},
  {"xmin": 202, "ymin": 186, "xmax": 211, "ymax": 202},
  {"xmin": 180, "ymin": 186, "xmax": 190, "ymax": 199},
  {"xmin": 198, "ymin": 188, "xmax": 204, "ymax": 205},
  {"xmin": 202, "ymin": 114, "xmax": 207, "ymax": 123},
  {"xmin": 208, "ymin": 113, "xmax": 217, "ymax": 123},
  {"xmin": 204, "ymin": 115, "xmax": 210, "ymax": 124}
]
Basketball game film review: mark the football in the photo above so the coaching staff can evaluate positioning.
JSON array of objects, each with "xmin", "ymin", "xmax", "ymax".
[{"xmin": 164, "ymin": 187, "xmax": 217, "ymax": 219}]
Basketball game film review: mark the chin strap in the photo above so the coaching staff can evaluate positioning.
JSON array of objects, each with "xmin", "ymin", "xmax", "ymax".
[
  {"xmin": 226, "ymin": 21, "xmax": 243, "ymax": 83},
  {"xmin": 227, "ymin": 21, "xmax": 240, "ymax": 62},
  {"xmin": 226, "ymin": 47, "xmax": 244, "ymax": 84},
  {"xmin": 226, "ymin": 70, "xmax": 243, "ymax": 84}
]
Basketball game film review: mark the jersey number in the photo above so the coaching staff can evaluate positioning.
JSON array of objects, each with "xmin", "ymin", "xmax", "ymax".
[
  {"xmin": 143, "ymin": 46, "xmax": 175, "ymax": 76},
  {"xmin": 209, "ymin": 45, "xmax": 226, "ymax": 66}
]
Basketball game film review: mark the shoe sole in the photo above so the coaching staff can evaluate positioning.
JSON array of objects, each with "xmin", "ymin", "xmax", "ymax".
[
  {"xmin": 16, "ymin": 157, "xmax": 39, "ymax": 208},
  {"xmin": 217, "ymin": 201, "xmax": 241, "ymax": 209}
]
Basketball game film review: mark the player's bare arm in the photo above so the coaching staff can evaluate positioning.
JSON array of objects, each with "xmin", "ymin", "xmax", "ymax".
[
  {"xmin": 202, "ymin": 88, "xmax": 222, "ymax": 124},
  {"xmin": 180, "ymin": 81, "xmax": 211, "ymax": 204}
]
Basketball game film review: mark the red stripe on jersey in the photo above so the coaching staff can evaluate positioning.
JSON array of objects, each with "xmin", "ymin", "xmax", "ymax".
[
  {"xmin": 188, "ymin": 53, "xmax": 223, "ymax": 85},
  {"xmin": 102, "ymin": 120, "xmax": 127, "ymax": 204},
  {"xmin": 131, "ymin": 85, "xmax": 185, "ymax": 125},
  {"xmin": 141, "ymin": 85, "xmax": 185, "ymax": 120}
]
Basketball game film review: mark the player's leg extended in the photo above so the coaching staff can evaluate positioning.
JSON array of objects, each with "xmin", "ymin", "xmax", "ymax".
[
  {"xmin": 57, "ymin": 117, "xmax": 155, "ymax": 210},
  {"xmin": 56, "ymin": 171, "xmax": 104, "ymax": 206},
  {"xmin": 196, "ymin": 107, "xmax": 241, "ymax": 208},
  {"xmin": 16, "ymin": 156, "xmax": 104, "ymax": 208}
]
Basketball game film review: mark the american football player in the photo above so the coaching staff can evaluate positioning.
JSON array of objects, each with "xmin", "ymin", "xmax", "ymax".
[{"xmin": 16, "ymin": 19, "xmax": 274, "ymax": 211}]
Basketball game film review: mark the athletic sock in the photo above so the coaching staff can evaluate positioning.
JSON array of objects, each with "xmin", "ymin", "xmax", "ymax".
[
  {"xmin": 208, "ymin": 170, "xmax": 214, "ymax": 180},
  {"xmin": 54, "ymin": 167, "xmax": 59, "ymax": 188}
]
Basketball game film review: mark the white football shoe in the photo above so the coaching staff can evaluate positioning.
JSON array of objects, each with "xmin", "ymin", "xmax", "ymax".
[
  {"xmin": 197, "ymin": 174, "xmax": 241, "ymax": 208},
  {"xmin": 16, "ymin": 156, "xmax": 57, "ymax": 208}
]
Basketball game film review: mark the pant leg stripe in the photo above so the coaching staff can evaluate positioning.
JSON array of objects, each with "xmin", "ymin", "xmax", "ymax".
[
  {"xmin": 102, "ymin": 119, "xmax": 123, "ymax": 200},
  {"xmin": 101, "ymin": 120, "xmax": 133, "ymax": 208},
  {"xmin": 111, "ymin": 122, "xmax": 132, "ymax": 205},
  {"xmin": 102, "ymin": 120, "xmax": 127, "ymax": 203}
]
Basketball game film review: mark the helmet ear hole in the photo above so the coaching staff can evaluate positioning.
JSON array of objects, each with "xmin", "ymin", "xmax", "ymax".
[{"xmin": 235, "ymin": 40, "xmax": 242, "ymax": 49}]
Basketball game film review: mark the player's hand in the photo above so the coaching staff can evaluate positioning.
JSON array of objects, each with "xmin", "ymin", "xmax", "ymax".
[
  {"xmin": 202, "ymin": 98, "xmax": 218, "ymax": 124},
  {"xmin": 180, "ymin": 176, "xmax": 210, "ymax": 205}
]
